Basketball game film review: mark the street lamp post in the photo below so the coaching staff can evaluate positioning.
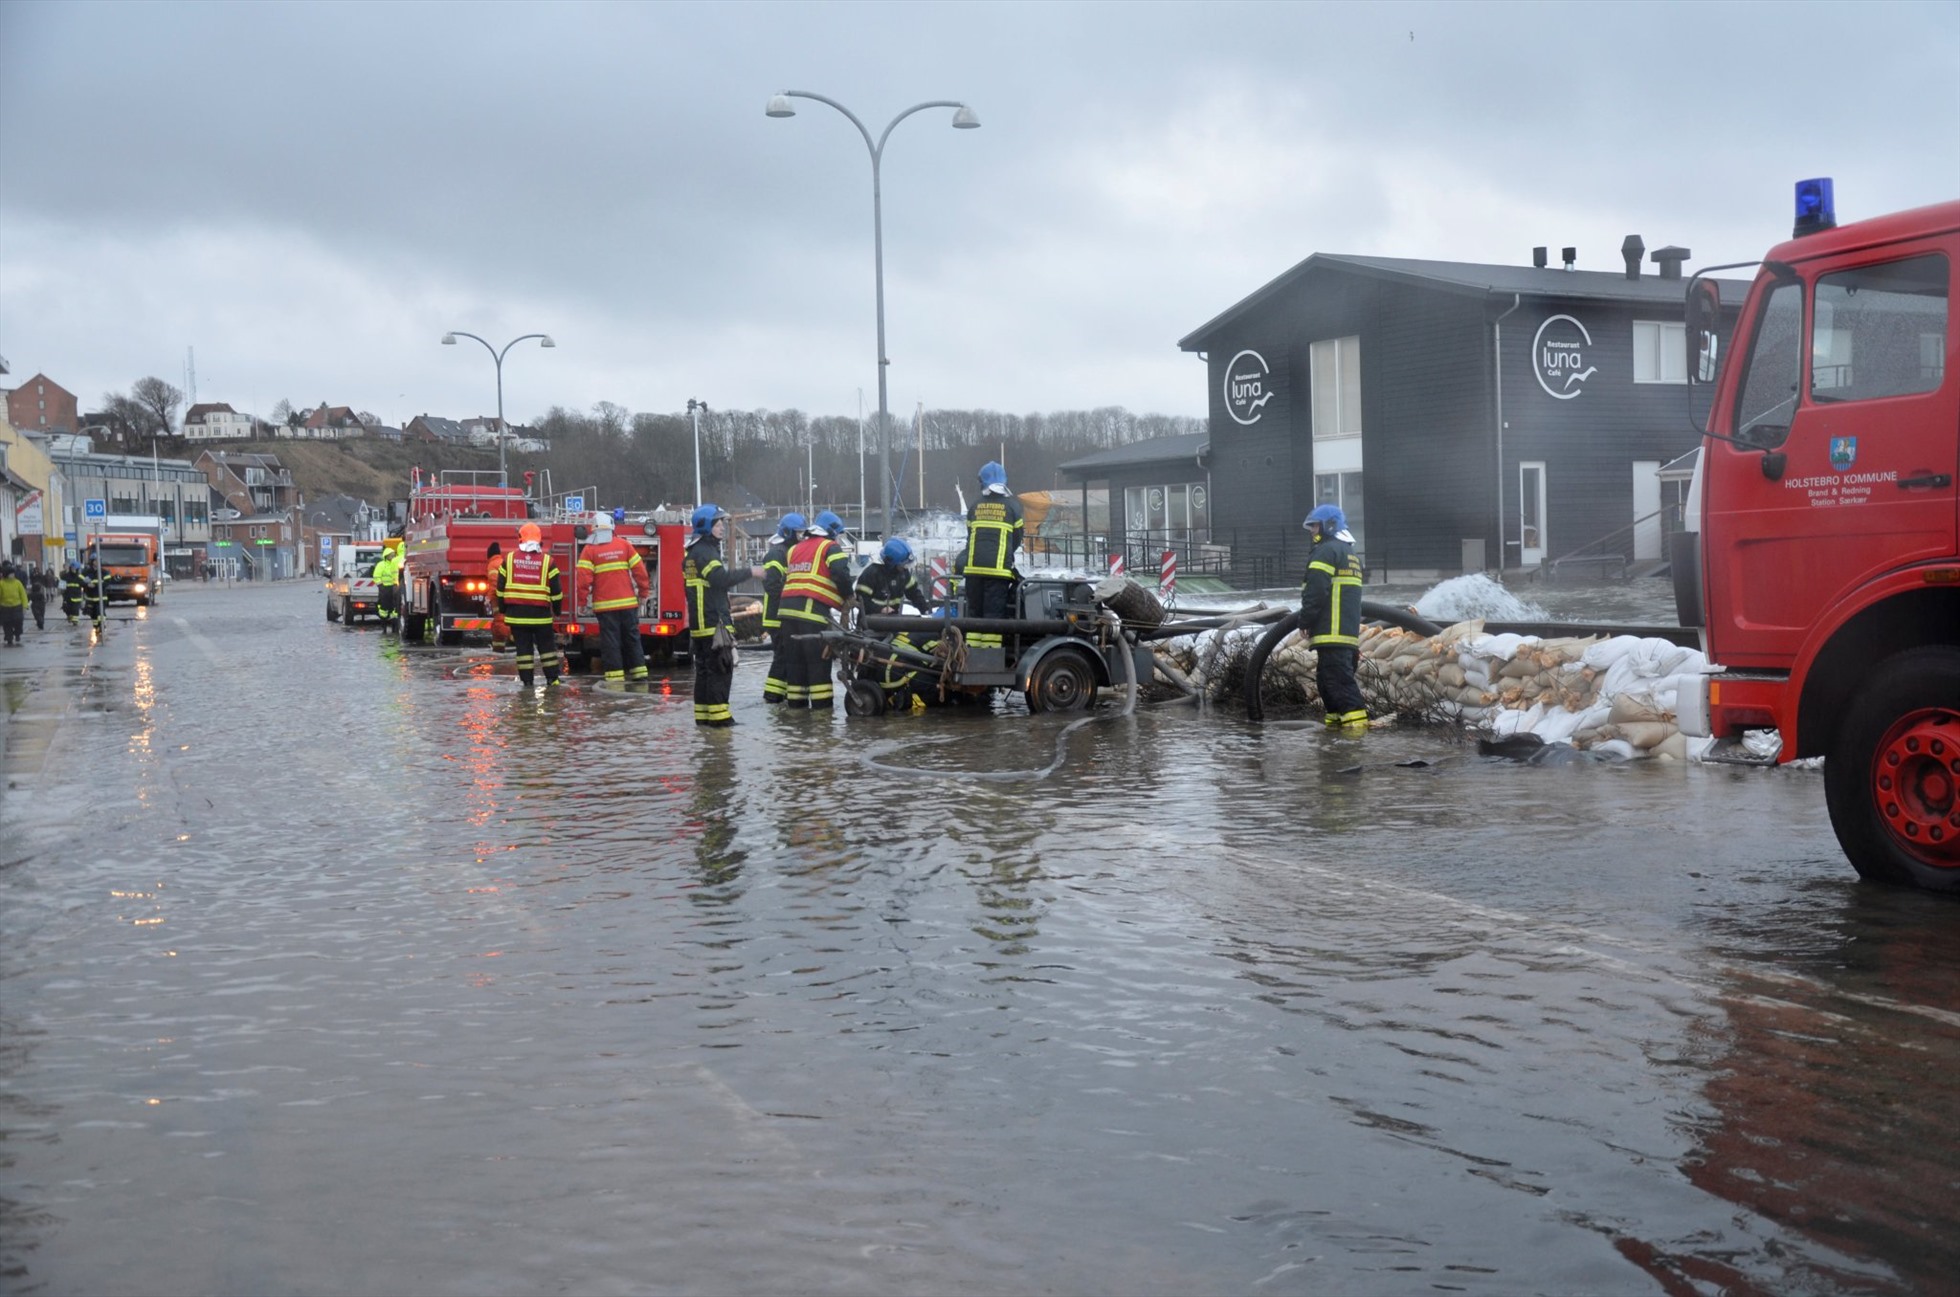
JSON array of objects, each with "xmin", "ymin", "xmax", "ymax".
[
  {"xmin": 766, "ymin": 90, "xmax": 979, "ymax": 542},
  {"xmin": 440, "ymin": 331, "xmax": 557, "ymax": 489},
  {"xmin": 687, "ymin": 399, "xmax": 709, "ymax": 508}
]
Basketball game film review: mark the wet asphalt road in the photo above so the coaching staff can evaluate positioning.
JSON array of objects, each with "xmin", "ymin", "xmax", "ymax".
[{"xmin": 2, "ymin": 580, "xmax": 1957, "ymax": 1296}]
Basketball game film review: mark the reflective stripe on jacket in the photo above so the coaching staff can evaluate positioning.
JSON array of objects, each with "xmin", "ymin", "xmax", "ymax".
[
  {"xmin": 962, "ymin": 494, "xmax": 1024, "ymax": 579},
  {"xmin": 760, "ymin": 538, "xmax": 791, "ymax": 629},
  {"xmin": 779, "ymin": 536, "xmax": 850, "ymax": 624},
  {"xmin": 854, "ymin": 560, "xmax": 930, "ymax": 617},
  {"xmin": 496, "ymin": 549, "xmax": 562, "ymax": 625},
  {"xmin": 372, "ymin": 552, "xmax": 402, "ymax": 588},
  {"xmin": 1300, "ymin": 536, "xmax": 1363, "ymax": 647},
  {"xmin": 684, "ymin": 537, "xmax": 744, "ymax": 638},
  {"xmin": 576, "ymin": 537, "xmax": 650, "ymax": 612}
]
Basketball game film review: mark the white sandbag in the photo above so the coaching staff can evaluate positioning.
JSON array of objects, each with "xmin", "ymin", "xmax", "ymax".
[
  {"xmin": 1581, "ymin": 635, "xmax": 1645, "ymax": 672},
  {"xmin": 1589, "ymin": 739, "xmax": 1640, "ymax": 760},
  {"xmin": 1534, "ymin": 705, "xmax": 1591, "ymax": 747},
  {"xmin": 1613, "ymin": 720, "xmax": 1675, "ymax": 750},
  {"xmin": 1652, "ymin": 731, "xmax": 1689, "ymax": 761}
]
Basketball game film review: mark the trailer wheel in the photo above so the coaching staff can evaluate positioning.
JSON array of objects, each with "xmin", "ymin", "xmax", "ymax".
[
  {"xmin": 1027, "ymin": 647, "xmax": 1097, "ymax": 714},
  {"xmin": 1825, "ymin": 646, "xmax": 1960, "ymax": 891},
  {"xmin": 844, "ymin": 679, "xmax": 886, "ymax": 718}
]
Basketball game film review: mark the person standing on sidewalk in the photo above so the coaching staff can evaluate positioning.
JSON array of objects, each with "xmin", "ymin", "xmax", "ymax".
[
  {"xmin": 575, "ymin": 512, "xmax": 652, "ymax": 686},
  {"xmin": 0, "ymin": 564, "xmax": 26, "ymax": 646},
  {"xmin": 29, "ymin": 566, "xmax": 51, "ymax": 631}
]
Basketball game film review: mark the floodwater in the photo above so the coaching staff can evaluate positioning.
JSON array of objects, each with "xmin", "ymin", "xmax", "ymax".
[{"xmin": 3, "ymin": 581, "xmax": 1957, "ymax": 1296}]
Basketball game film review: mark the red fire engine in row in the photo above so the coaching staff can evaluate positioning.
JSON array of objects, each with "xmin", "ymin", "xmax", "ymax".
[
  {"xmin": 397, "ymin": 469, "xmax": 691, "ymax": 662},
  {"xmin": 1675, "ymin": 181, "xmax": 1957, "ymax": 890}
]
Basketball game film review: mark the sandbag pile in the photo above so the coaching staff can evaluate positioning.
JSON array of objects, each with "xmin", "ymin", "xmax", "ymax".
[{"xmin": 1157, "ymin": 618, "xmax": 1720, "ymax": 761}]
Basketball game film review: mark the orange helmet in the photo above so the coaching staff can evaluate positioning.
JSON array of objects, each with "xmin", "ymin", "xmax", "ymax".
[{"xmin": 518, "ymin": 523, "xmax": 542, "ymax": 544}]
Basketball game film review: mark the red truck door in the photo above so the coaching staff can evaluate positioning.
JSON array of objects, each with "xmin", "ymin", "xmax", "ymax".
[{"xmin": 1705, "ymin": 242, "xmax": 1957, "ymax": 667}]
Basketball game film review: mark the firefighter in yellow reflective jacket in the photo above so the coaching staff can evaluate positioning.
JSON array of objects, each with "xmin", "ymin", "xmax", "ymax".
[
  {"xmin": 574, "ymin": 510, "xmax": 652, "ymax": 684},
  {"xmin": 1300, "ymin": 504, "xmax": 1366, "ymax": 732},
  {"xmin": 776, "ymin": 510, "xmax": 853, "ymax": 709},
  {"xmin": 372, "ymin": 543, "xmax": 404, "ymax": 634},
  {"xmin": 760, "ymin": 513, "xmax": 804, "ymax": 705},
  {"xmin": 684, "ymin": 504, "xmax": 760, "ymax": 726},
  {"xmin": 959, "ymin": 461, "xmax": 1023, "ymax": 648},
  {"xmin": 494, "ymin": 523, "xmax": 565, "ymax": 688}
]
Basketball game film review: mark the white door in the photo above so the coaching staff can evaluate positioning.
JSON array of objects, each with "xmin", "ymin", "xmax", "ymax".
[
  {"xmin": 1519, "ymin": 462, "xmax": 1546, "ymax": 568},
  {"xmin": 1631, "ymin": 460, "xmax": 1661, "ymax": 562}
]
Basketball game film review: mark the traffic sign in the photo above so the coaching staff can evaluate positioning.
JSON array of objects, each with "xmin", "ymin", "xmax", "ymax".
[
  {"xmin": 84, "ymin": 498, "xmax": 106, "ymax": 519},
  {"xmin": 565, "ymin": 495, "xmax": 585, "ymax": 514}
]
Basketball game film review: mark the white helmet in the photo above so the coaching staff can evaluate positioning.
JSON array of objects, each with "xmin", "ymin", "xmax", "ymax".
[{"xmin": 591, "ymin": 511, "xmax": 614, "ymax": 537}]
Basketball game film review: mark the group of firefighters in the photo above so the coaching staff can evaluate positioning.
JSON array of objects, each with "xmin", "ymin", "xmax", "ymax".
[
  {"xmin": 404, "ymin": 456, "xmax": 1367, "ymax": 732},
  {"xmin": 0, "ymin": 557, "xmax": 114, "ymax": 641}
]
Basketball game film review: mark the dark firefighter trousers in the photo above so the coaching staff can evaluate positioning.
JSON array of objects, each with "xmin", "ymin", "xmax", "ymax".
[
  {"xmin": 1315, "ymin": 644, "xmax": 1366, "ymax": 726},
  {"xmin": 511, "ymin": 623, "xmax": 561, "ymax": 686},
  {"xmin": 596, "ymin": 608, "xmax": 647, "ymax": 682}
]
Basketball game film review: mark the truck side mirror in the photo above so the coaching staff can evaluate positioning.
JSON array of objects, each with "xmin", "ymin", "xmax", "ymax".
[{"xmin": 1686, "ymin": 279, "xmax": 1723, "ymax": 386}]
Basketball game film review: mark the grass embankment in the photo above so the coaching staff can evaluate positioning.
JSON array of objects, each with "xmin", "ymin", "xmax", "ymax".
[{"xmin": 199, "ymin": 437, "xmax": 502, "ymax": 507}]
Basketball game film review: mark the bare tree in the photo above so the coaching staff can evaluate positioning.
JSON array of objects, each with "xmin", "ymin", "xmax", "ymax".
[
  {"xmin": 131, "ymin": 376, "xmax": 185, "ymax": 436},
  {"xmin": 96, "ymin": 393, "xmax": 152, "ymax": 443},
  {"xmin": 270, "ymin": 399, "xmax": 293, "ymax": 426}
]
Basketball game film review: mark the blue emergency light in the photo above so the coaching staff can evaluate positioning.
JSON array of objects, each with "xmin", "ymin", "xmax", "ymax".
[{"xmin": 1794, "ymin": 177, "xmax": 1836, "ymax": 238}]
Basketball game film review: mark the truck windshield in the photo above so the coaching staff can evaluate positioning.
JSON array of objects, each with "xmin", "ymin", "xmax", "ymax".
[
  {"xmin": 94, "ymin": 546, "xmax": 150, "ymax": 566},
  {"xmin": 1809, "ymin": 253, "xmax": 1949, "ymax": 403},
  {"xmin": 1733, "ymin": 275, "xmax": 1804, "ymax": 446}
]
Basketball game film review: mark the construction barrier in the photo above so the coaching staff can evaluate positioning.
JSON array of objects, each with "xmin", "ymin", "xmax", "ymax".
[
  {"xmin": 1158, "ymin": 549, "xmax": 1177, "ymax": 602},
  {"xmin": 1108, "ymin": 554, "xmax": 1125, "ymax": 578},
  {"xmin": 930, "ymin": 555, "xmax": 950, "ymax": 602}
]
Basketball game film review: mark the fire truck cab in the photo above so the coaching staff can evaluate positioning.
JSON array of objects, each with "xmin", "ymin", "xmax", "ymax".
[{"xmin": 1676, "ymin": 181, "xmax": 1959, "ymax": 889}]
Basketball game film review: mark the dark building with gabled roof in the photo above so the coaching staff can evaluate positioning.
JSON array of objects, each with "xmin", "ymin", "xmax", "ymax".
[{"xmin": 1178, "ymin": 243, "xmax": 1744, "ymax": 583}]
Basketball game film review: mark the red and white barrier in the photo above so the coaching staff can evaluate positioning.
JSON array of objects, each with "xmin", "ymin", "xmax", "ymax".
[
  {"xmin": 1108, "ymin": 554, "xmax": 1125, "ymax": 578},
  {"xmin": 930, "ymin": 555, "xmax": 950, "ymax": 601},
  {"xmin": 1159, "ymin": 549, "xmax": 1177, "ymax": 601}
]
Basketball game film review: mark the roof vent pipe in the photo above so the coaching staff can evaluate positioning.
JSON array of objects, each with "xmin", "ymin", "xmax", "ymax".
[
  {"xmin": 1621, "ymin": 234, "xmax": 1645, "ymax": 280},
  {"xmin": 1532, "ymin": 246, "xmax": 1548, "ymax": 269},
  {"xmin": 1651, "ymin": 246, "xmax": 1691, "ymax": 280},
  {"xmin": 1562, "ymin": 246, "xmax": 1577, "ymax": 271}
]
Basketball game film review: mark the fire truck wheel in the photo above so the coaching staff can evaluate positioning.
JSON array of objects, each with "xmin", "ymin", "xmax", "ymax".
[
  {"xmin": 844, "ymin": 679, "xmax": 885, "ymax": 718},
  {"xmin": 327, "ymin": 599, "xmax": 340, "ymax": 623},
  {"xmin": 1027, "ymin": 647, "xmax": 1097, "ymax": 714},
  {"xmin": 1825, "ymin": 646, "xmax": 1960, "ymax": 891}
]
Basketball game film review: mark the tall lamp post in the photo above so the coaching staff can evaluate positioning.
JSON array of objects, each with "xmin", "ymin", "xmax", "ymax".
[
  {"xmin": 766, "ymin": 90, "xmax": 979, "ymax": 542},
  {"xmin": 440, "ymin": 331, "xmax": 556, "ymax": 488},
  {"xmin": 687, "ymin": 398, "xmax": 709, "ymax": 508}
]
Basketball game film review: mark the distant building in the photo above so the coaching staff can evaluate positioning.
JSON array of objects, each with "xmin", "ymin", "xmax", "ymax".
[
  {"xmin": 44, "ymin": 444, "xmax": 212, "ymax": 577},
  {"xmin": 5, "ymin": 373, "xmax": 80, "ymax": 435},
  {"xmin": 406, "ymin": 414, "xmax": 470, "ymax": 445},
  {"xmin": 295, "ymin": 404, "xmax": 367, "ymax": 440},
  {"xmin": 184, "ymin": 402, "xmax": 256, "ymax": 442},
  {"xmin": 1179, "ymin": 240, "xmax": 1744, "ymax": 582}
]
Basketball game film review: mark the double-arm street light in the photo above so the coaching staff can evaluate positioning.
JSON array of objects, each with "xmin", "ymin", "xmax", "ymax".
[
  {"xmin": 440, "ymin": 331, "xmax": 556, "ymax": 488},
  {"xmin": 765, "ymin": 90, "xmax": 979, "ymax": 542}
]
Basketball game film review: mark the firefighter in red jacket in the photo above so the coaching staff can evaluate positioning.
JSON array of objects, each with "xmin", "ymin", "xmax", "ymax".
[
  {"xmin": 575, "ymin": 511, "xmax": 652, "ymax": 685},
  {"xmin": 495, "ymin": 522, "xmax": 565, "ymax": 689},
  {"xmin": 776, "ymin": 510, "xmax": 853, "ymax": 709}
]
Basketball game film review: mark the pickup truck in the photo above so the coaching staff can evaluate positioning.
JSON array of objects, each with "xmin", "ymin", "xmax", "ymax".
[{"xmin": 325, "ymin": 542, "xmax": 386, "ymax": 626}]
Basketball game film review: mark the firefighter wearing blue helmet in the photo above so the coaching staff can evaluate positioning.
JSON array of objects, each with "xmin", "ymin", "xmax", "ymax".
[
  {"xmin": 961, "ymin": 461, "xmax": 1023, "ymax": 648},
  {"xmin": 683, "ymin": 504, "xmax": 760, "ymax": 726},
  {"xmin": 760, "ymin": 512, "xmax": 805, "ymax": 704},
  {"xmin": 854, "ymin": 536, "xmax": 933, "ymax": 618},
  {"xmin": 1301, "ymin": 503, "xmax": 1367, "ymax": 732},
  {"xmin": 776, "ymin": 509, "xmax": 854, "ymax": 708}
]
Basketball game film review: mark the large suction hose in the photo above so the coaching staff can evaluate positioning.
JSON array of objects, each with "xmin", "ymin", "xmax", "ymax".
[{"xmin": 1242, "ymin": 602, "xmax": 1443, "ymax": 722}]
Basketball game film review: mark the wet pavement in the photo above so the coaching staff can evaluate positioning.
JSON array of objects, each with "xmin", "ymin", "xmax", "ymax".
[{"xmin": 3, "ymin": 580, "xmax": 1957, "ymax": 1296}]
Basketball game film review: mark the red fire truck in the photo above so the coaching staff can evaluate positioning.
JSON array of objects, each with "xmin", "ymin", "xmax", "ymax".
[
  {"xmin": 397, "ymin": 470, "xmax": 690, "ymax": 660},
  {"xmin": 1676, "ymin": 181, "xmax": 1958, "ymax": 890}
]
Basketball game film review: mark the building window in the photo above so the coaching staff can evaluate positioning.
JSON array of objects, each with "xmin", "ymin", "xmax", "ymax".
[
  {"xmin": 1314, "ymin": 471, "xmax": 1365, "ymax": 552},
  {"xmin": 1123, "ymin": 483, "xmax": 1211, "ymax": 540},
  {"xmin": 111, "ymin": 494, "xmax": 139, "ymax": 513},
  {"xmin": 1633, "ymin": 320, "xmax": 1687, "ymax": 384},
  {"xmin": 1310, "ymin": 336, "xmax": 1362, "ymax": 439}
]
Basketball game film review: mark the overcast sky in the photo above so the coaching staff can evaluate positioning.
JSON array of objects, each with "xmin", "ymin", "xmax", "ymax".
[{"xmin": 3, "ymin": 0, "xmax": 1955, "ymax": 431}]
